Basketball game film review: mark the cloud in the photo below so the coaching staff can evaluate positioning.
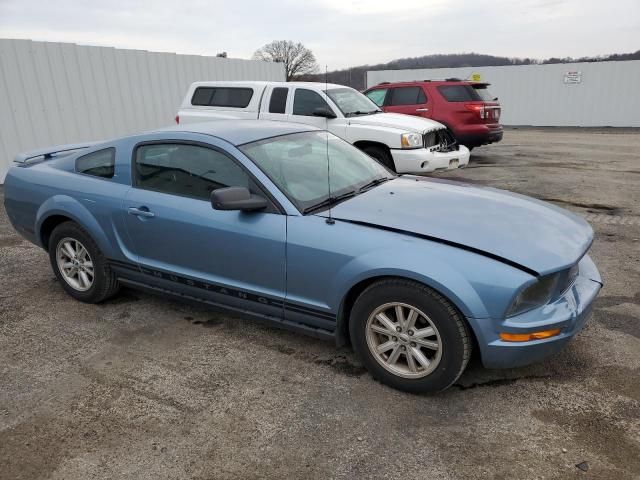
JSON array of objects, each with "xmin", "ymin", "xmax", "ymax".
[{"xmin": 0, "ymin": 0, "xmax": 637, "ymax": 70}]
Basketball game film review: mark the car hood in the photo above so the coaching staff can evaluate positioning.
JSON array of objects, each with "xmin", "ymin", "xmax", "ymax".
[
  {"xmin": 324, "ymin": 176, "xmax": 593, "ymax": 276},
  {"xmin": 347, "ymin": 112, "xmax": 444, "ymax": 133}
]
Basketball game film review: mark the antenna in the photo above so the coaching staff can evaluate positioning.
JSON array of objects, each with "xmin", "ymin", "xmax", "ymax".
[{"xmin": 325, "ymin": 64, "xmax": 335, "ymax": 225}]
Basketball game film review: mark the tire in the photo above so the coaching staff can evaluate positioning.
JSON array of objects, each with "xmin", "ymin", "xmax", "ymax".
[
  {"xmin": 361, "ymin": 145, "xmax": 396, "ymax": 172},
  {"xmin": 48, "ymin": 221, "xmax": 120, "ymax": 303},
  {"xmin": 349, "ymin": 279, "xmax": 471, "ymax": 393}
]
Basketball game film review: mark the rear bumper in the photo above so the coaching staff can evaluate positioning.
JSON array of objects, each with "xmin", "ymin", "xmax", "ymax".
[
  {"xmin": 455, "ymin": 125, "xmax": 503, "ymax": 147},
  {"xmin": 390, "ymin": 145, "xmax": 470, "ymax": 173},
  {"xmin": 468, "ymin": 254, "xmax": 602, "ymax": 369}
]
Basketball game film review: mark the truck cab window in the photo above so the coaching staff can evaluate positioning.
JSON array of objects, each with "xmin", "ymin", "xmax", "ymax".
[
  {"xmin": 269, "ymin": 87, "xmax": 289, "ymax": 114},
  {"xmin": 292, "ymin": 89, "xmax": 331, "ymax": 116}
]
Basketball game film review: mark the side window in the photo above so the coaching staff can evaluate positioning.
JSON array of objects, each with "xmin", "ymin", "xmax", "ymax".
[
  {"xmin": 389, "ymin": 87, "xmax": 424, "ymax": 106},
  {"xmin": 365, "ymin": 89, "xmax": 388, "ymax": 107},
  {"xmin": 269, "ymin": 87, "xmax": 289, "ymax": 114},
  {"xmin": 292, "ymin": 89, "xmax": 330, "ymax": 116},
  {"xmin": 417, "ymin": 88, "xmax": 427, "ymax": 104},
  {"xmin": 76, "ymin": 148, "xmax": 115, "ymax": 179},
  {"xmin": 191, "ymin": 87, "xmax": 254, "ymax": 108},
  {"xmin": 134, "ymin": 144, "xmax": 251, "ymax": 200}
]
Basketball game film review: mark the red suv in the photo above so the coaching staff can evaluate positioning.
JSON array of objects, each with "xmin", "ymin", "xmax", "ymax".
[{"xmin": 364, "ymin": 79, "xmax": 503, "ymax": 149}]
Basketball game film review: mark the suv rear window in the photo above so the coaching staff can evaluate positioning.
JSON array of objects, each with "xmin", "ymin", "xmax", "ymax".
[
  {"xmin": 389, "ymin": 87, "xmax": 427, "ymax": 106},
  {"xmin": 437, "ymin": 85, "xmax": 482, "ymax": 102},
  {"xmin": 191, "ymin": 87, "xmax": 253, "ymax": 108},
  {"xmin": 472, "ymin": 85, "xmax": 496, "ymax": 102}
]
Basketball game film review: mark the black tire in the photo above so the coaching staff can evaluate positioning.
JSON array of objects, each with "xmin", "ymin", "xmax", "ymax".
[
  {"xmin": 349, "ymin": 279, "xmax": 471, "ymax": 393},
  {"xmin": 48, "ymin": 221, "xmax": 120, "ymax": 303},
  {"xmin": 361, "ymin": 145, "xmax": 396, "ymax": 172}
]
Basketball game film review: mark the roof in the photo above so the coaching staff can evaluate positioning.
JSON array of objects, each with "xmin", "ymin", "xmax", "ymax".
[
  {"xmin": 154, "ymin": 120, "xmax": 320, "ymax": 146},
  {"xmin": 189, "ymin": 80, "xmax": 348, "ymax": 90},
  {"xmin": 371, "ymin": 79, "xmax": 489, "ymax": 87}
]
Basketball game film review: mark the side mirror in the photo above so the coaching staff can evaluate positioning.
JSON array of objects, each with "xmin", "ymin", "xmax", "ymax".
[
  {"xmin": 313, "ymin": 107, "xmax": 337, "ymax": 119},
  {"xmin": 210, "ymin": 187, "xmax": 268, "ymax": 212}
]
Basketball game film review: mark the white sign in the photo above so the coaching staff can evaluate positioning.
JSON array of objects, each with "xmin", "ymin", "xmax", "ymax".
[{"xmin": 564, "ymin": 71, "xmax": 582, "ymax": 84}]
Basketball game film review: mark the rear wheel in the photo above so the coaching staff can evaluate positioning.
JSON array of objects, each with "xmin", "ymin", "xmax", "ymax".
[
  {"xmin": 361, "ymin": 145, "xmax": 396, "ymax": 172},
  {"xmin": 49, "ymin": 222, "xmax": 120, "ymax": 303},
  {"xmin": 350, "ymin": 279, "xmax": 471, "ymax": 393}
]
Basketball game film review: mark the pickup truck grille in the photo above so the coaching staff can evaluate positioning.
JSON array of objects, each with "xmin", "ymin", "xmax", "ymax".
[{"xmin": 425, "ymin": 128, "xmax": 458, "ymax": 153}]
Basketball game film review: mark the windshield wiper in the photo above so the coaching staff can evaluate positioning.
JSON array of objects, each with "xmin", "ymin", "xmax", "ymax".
[
  {"xmin": 303, "ymin": 190, "xmax": 358, "ymax": 214},
  {"xmin": 345, "ymin": 110, "xmax": 381, "ymax": 117},
  {"xmin": 359, "ymin": 177, "xmax": 391, "ymax": 192}
]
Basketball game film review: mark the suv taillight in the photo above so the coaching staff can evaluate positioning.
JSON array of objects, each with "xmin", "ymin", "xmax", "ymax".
[
  {"xmin": 175, "ymin": 115, "xmax": 180, "ymax": 124},
  {"xmin": 465, "ymin": 104, "xmax": 486, "ymax": 119},
  {"xmin": 465, "ymin": 103, "xmax": 487, "ymax": 120}
]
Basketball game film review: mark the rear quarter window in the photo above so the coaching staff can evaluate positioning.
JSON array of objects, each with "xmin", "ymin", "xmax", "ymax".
[
  {"xmin": 437, "ymin": 85, "xmax": 482, "ymax": 102},
  {"xmin": 76, "ymin": 148, "xmax": 115, "ymax": 179},
  {"xmin": 191, "ymin": 87, "xmax": 254, "ymax": 108}
]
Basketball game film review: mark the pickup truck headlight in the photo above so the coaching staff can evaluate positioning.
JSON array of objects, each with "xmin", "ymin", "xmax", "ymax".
[
  {"xmin": 507, "ymin": 273, "xmax": 561, "ymax": 317},
  {"xmin": 401, "ymin": 132, "xmax": 423, "ymax": 149}
]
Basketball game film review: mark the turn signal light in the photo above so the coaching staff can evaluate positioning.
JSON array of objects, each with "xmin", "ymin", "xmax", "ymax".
[{"xmin": 499, "ymin": 329, "xmax": 561, "ymax": 342}]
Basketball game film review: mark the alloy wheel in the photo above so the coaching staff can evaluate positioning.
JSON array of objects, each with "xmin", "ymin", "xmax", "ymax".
[
  {"xmin": 365, "ymin": 302, "xmax": 443, "ymax": 379},
  {"xmin": 56, "ymin": 237, "xmax": 95, "ymax": 291}
]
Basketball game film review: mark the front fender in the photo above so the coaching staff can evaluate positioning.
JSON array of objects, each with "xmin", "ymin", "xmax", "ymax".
[{"xmin": 330, "ymin": 240, "xmax": 534, "ymax": 321}]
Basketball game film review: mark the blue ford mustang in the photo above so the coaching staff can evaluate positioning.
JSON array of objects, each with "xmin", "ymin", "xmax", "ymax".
[{"xmin": 3, "ymin": 121, "xmax": 602, "ymax": 392}]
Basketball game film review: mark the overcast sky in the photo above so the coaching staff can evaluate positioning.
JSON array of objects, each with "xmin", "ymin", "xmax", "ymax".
[{"xmin": 0, "ymin": 0, "xmax": 638, "ymax": 70}]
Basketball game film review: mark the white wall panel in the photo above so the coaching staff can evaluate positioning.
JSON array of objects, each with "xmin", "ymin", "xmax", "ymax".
[
  {"xmin": 366, "ymin": 61, "xmax": 640, "ymax": 128},
  {"xmin": 0, "ymin": 39, "xmax": 285, "ymax": 182}
]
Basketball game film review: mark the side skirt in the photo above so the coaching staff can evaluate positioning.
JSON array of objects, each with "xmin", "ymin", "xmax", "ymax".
[{"xmin": 117, "ymin": 277, "xmax": 336, "ymax": 342}]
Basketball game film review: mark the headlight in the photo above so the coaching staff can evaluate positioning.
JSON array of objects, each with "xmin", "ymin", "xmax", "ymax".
[
  {"xmin": 401, "ymin": 132, "xmax": 423, "ymax": 149},
  {"xmin": 507, "ymin": 273, "xmax": 560, "ymax": 317}
]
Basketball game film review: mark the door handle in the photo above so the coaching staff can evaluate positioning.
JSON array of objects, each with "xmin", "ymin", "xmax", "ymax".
[
  {"xmin": 416, "ymin": 108, "xmax": 429, "ymax": 112},
  {"xmin": 128, "ymin": 207, "xmax": 155, "ymax": 218}
]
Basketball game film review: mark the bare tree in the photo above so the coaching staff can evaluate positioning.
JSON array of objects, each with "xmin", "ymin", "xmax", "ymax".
[{"xmin": 253, "ymin": 40, "xmax": 318, "ymax": 81}]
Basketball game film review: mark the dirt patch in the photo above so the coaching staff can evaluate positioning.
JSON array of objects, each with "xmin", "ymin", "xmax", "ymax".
[
  {"xmin": 537, "ymin": 197, "xmax": 622, "ymax": 215},
  {"xmin": 532, "ymin": 407, "xmax": 640, "ymax": 477},
  {"xmin": 595, "ymin": 310, "xmax": 640, "ymax": 339}
]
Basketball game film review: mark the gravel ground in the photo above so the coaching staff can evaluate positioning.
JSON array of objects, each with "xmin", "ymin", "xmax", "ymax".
[{"xmin": 1, "ymin": 127, "xmax": 639, "ymax": 480}]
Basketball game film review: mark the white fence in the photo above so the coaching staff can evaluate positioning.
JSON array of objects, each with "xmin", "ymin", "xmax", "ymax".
[
  {"xmin": 366, "ymin": 61, "xmax": 640, "ymax": 128},
  {"xmin": 0, "ymin": 39, "xmax": 285, "ymax": 182}
]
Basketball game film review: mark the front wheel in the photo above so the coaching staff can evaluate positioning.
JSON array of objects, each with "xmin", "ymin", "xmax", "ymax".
[{"xmin": 350, "ymin": 279, "xmax": 471, "ymax": 393}]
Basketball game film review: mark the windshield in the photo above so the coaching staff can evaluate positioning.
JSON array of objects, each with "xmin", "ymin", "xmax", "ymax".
[
  {"xmin": 239, "ymin": 131, "xmax": 393, "ymax": 213},
  {"xmin": 325, "ymin": 88, "xmax": 381, "ymax": 117}
]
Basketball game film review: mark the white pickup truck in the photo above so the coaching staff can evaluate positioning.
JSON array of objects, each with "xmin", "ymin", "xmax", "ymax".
[{"xmin": 176, "ymin": 81, "xmax": 469, "ymax": 173}]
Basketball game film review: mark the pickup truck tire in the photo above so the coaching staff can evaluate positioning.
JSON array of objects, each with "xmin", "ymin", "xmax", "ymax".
[
  {"xmin": 349, "ymin": 279, "xmax": 471, "ymax": 393},
  {"xmin": 361, "ymin": 145, "xmax": 396, "ymax": 172},
  {"xmin": 48, "ymin": 221, "xmax": 120, "ymax": 303}
]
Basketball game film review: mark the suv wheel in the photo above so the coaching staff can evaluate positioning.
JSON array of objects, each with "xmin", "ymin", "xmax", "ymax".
[
  {"xmin": 361, "ymin": 145, "xmax": 396, "ymax": 172},
  {"xmin": 49, "ymin": 221, "xmax": 120, "ymax": 303},
  {"xmin": 350, "ymin": 279, "xmax": 471, "ymax": 393}
]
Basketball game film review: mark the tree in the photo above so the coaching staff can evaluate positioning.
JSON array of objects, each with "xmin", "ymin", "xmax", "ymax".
[{"xmin": 253, "ymin": 40, "xmax": 318, "ymax": 81}]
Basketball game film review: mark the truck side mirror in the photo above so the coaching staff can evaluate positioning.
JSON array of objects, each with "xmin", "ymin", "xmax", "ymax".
[{"xmin": 313, "ymin": 107, "xmax": 337, "ymax": 119}]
